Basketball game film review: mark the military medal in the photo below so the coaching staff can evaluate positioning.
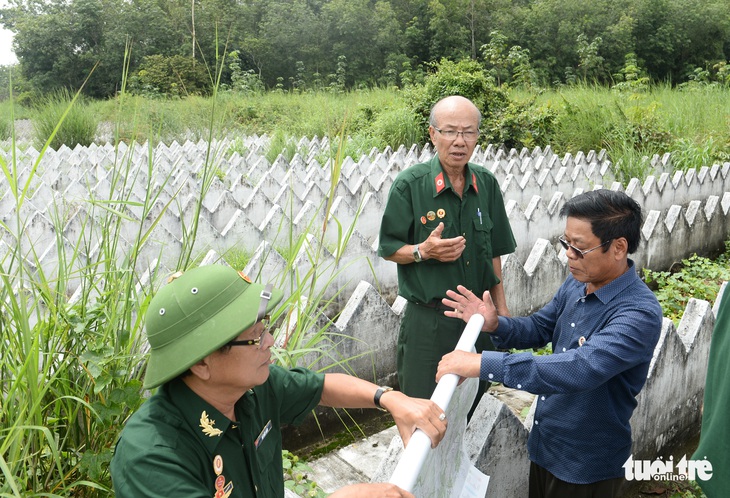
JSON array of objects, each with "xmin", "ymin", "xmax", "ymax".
[
  {"xmin": 420, "ymin": 216, "xmax": 427, "ymax": 224},
  {"xmin": 578, "ymin": 336, "xmax": 586, "ymax": 347},
  {"xmin": 427, "ymin": 211, "xmax": 436, "ymax": 221},
  {"xmin": 437, "ymin": 209, "xmax": 445, "ymax": 218},
  {"xmin": 213, "ymin": 455, "xmax": 223, "ymax": 475}
]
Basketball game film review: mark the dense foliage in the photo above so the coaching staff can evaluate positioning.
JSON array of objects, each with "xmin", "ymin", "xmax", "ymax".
[
  {"xmin": 1, "ymin": 0, "xmax": 729, "ymax": 99},
  {"xmin": 644, "ymin": 242, "xmax": 730, "ymax": 325}
]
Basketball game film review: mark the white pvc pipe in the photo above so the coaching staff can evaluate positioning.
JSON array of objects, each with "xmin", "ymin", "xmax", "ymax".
[{"xmin": 388, "ymin": 313, "xmax": 485, "ymax": 492}]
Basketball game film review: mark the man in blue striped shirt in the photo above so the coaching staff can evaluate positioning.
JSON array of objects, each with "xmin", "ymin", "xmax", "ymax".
[{"xmin": 436, "ymin": 189, "xmax": 663, "ymax": 498}]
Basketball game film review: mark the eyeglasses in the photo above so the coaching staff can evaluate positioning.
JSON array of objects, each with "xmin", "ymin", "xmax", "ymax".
[
  {"xmin": 433, "ymin": 127, "xmax": 480, "ymax": 142},
  {"xmin": 558, "ymin": 236, "xmax": 612, "ymax": 259},
  {"xmin": 228, "ymin": 315, "xmax": 270, "ymax": 349}
]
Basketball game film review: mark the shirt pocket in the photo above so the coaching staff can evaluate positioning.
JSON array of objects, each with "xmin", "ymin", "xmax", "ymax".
[
  {"xmin": 473, "ymin": 216, "xmax": 494, "ymax": 260},
  {"xmin": 255, "ymin": 427, "xmax": 280, "ymax": 493}
]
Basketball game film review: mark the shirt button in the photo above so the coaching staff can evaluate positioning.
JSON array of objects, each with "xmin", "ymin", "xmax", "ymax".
[
  {"xmin": 466, "ymin": 261, "xmax": 470, "ymax": 266},
  {"xmin": 562, "ymin": 347, "xmax": 566, "ymax": 352},
  {"xmin": 541, "ymin": 396, "xmax": 545, "ymax": 401},
  {"xmin": 534, "ymin": 420, "xmax": 539, "ymax": 425},
  {"xmin": 571, "ymin": 323, "xmax": 575, "ymax": 327},
  {"xmin": 581, "ymin": 298, "xmax": 585, "ymax": 303},
  {"xmin": 488, "ymin": 373, "xmax": 494, "ymax": 380},
  {"xmin": 517, "ymin": 384, "xmax": 522, "ymax": 389}
]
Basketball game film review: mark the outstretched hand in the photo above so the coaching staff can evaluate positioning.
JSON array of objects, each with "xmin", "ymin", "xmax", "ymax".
[{"xmin": 441, "ymin": 285, "xmax": 499, "ymax": 331}]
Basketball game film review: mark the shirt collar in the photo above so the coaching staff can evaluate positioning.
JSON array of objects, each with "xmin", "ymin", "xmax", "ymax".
[
  {"xmin": 591, "ymin": 259, "xmax": 638, "ymax": 304},
  {"xmin": 429, "ymin": 155, "xmax": 479, "ymax": 197},
  {"xmin": 167, "ymin": 378, "xmax": 234, "ymax": 454}
]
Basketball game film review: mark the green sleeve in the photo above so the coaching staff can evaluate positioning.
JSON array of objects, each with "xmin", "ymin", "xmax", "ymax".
[
  {"xmin": 268, "ymin": 365, "xmax": 325, "ymax": 426},
  {"xmin": 378, "ymin": 179, "xmax": 414, "ymax": 257}
]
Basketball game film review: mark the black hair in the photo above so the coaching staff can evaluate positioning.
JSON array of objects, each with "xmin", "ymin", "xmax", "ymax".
[{"xmin": 559, "ymin": 190, "xmax": 643, "ymax": 254}]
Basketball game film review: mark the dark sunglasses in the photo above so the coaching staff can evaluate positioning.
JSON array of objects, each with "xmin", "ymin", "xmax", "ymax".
[{"xmin": 558, "ymin": 236, "xmax": 612, "ymax": 259}]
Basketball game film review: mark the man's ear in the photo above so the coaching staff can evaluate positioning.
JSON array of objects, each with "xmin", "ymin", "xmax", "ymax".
[
  {"xmin": 428, "ymin": 125, "xmax": 437, "ymax": 143},
  {"xmin": 613, "ymin": 237, "xmax": 629, "ymax": 258},
  {"xmin": 189, "ymin": 357, "xmax": 212, "ymax": 381}
]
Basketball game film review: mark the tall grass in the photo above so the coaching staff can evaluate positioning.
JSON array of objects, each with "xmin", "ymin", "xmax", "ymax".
[
  {"xmin": 84, "ymin": 83, "xmax": 730, "ymax": 186},
  {"xmin": 1, "ymin": 52, "xmax": 380, "ymax": 497},
  {"xmin": 533, "ymin": 84, "xmax": 730, "ymax": 182},
  {"xmin": 32, "ymin": 89, "xmax": 99, "ymax": 150},
  {"xmin": 0, "ymin": 101, "xmax": 12, "ymax": 141}
]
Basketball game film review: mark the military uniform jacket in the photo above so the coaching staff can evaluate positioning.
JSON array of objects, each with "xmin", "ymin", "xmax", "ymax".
[
  {"xmin": 378, "ymin": 155, "xmax": 516, "ymax": 303},
  {"xmin": 111, "ymin": 365, "xmax": 324, "ymax": 498},
  {"xmin": 693, "ymin": 287, "xmax": 730, "ymax": 497}
]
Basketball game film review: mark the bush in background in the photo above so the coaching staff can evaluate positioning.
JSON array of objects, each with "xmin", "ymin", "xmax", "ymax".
[
  {"xmin": 128, "ymin": 55, "xmax": 212, "ymax": 98},
  {"xmin": 32, "ymin": 89, "xmax": 98, "ymax": 150}
]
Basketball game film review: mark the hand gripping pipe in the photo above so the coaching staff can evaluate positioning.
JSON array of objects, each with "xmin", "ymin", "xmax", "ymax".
[{"xmin": 388, "ymin": 313, "xmax": 485, "ymax": 492}]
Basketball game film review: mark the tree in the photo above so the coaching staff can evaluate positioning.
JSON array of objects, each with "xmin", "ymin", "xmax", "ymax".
[
  {"xmin": 11, "ymin": 0, "xmax": 102, "ymax": 95},
  {"xmin": 321, "ymin": 0, "xmax": 402, "ymax": 87},
  {"xmin": 255, "ymin": 0, "xmax": 326, "ymax": 88},
  {"xmin": 576, "ymin": 33, "xmax": 604, "ymax": 83},
  {"xmin": 481, "ymin": 30, "xmax": 509, "ymax": 85},
  {"xmin": 427, "ymin": 0, "xmax": 471, "ymax": 60},
  {"xmin": 130, "ymin": 54, "xmax": 211, "ymax": 97}
]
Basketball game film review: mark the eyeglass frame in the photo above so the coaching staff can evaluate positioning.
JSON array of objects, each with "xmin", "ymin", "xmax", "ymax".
[
  {"xmin": 558, "ymin": 236, "xmax": 612, "ymax": 259},
  {"xmin": 227, "ymin": 314, "xmax": 270, "ymax": 349},
  {"xmin": 433, "ymin": 126, "xmax": 480, "ymax": 142}
]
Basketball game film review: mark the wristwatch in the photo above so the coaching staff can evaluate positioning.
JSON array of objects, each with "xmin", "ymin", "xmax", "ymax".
[
  {"xmin": 374, "ymin": 386, "xmax": 393, "ymax": 411},
  {"xmin": 412, "ymin": 244, "xmax": 423, "ymax": 263}
]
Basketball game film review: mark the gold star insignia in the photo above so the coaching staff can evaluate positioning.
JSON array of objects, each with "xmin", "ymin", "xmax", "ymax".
[{"xmin": 200, "ymin": 411, "xmax": 223, "ymax": 437}]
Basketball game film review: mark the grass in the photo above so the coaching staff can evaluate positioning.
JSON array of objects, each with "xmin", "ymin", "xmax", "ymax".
[
  {"xmin": 1, "ymin": 53, "xmax": 381, "ymax": 496},
  {"xmin": 529, "ymin": 84, "xmax": 730, "ymax": 182},
  {"xmin": 7, "ymin": 84, "xmax": 729, "ymax": 187},
  {"xmin": 31, "ymin": 89, "xmax": 99, "ymax": 150}
]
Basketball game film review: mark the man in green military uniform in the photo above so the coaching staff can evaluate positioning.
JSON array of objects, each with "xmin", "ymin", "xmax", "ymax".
[
  {"xmin": 111, "ymin": 264, "xmax": 447, "ymax": 498},
  {"xmin": 378, "ymin": 95, "xmax": 516, "ymax": 408}
]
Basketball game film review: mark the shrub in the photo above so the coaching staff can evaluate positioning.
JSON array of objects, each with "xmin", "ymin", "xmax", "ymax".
[
  {"xmin": 129, "ymin": 54, "xmax": 212, "ymax": 98},
  {"xmin": 405, "ymin": 58, "xmax": 510, "ymax": 144},
  {"xmin": 32, "ymin": 89, "xmax": 98, "ymax": 149},
  {"xmin": 405, "ymin": 58, "xmax": 556, "ymax": 149},
  {"xmin": 486, "ymin": 96, "xmax": 557, "ymax": 150}
]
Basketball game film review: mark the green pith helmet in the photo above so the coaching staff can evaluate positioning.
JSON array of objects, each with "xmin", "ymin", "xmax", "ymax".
[{"xmin": 142, "ymin": 265, "xmax": 283, "ymax": 389}]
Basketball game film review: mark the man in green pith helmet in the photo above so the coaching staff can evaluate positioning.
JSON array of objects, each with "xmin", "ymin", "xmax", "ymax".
[{"xmin": 110, "ymin": 264, "xmax": 447, "ymax": 498}]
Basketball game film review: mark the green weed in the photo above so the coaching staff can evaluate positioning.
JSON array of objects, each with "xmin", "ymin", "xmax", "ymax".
[{"xmin": 643, "ymin": 242, "xmax": 730, "ymax": 325}]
